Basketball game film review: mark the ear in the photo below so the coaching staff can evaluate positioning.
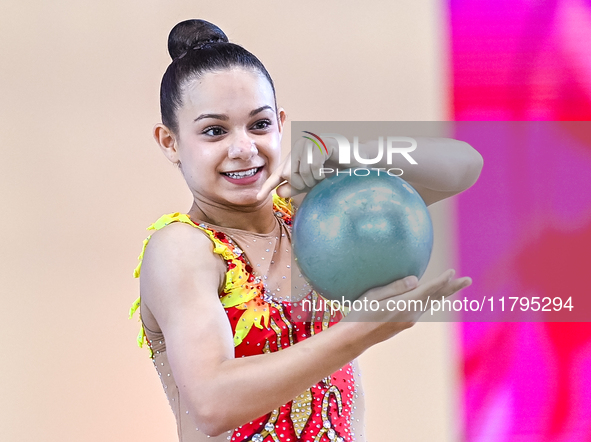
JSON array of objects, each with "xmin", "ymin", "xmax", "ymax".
[
  {"xmin": 153, "ymin": 124, "xmax": 180, "ymax": 165},
  {"xmin": 277, "ymin": 108, "xmax": 287, "ymax": 137}
]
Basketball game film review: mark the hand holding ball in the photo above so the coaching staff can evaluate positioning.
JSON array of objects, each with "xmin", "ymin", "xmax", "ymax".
[{"xmin": 292, "ymin": 171, "xmax": 433, "ymax": 302}]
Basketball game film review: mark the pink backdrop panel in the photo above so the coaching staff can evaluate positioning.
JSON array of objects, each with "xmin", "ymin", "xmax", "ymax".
[{"xmin": 450, "ymin": 0, "xmax": 591, "ymax": 440}]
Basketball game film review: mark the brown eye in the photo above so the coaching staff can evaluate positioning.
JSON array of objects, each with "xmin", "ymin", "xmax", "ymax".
[
  {"xmin": 203, "ymin": 126, "xmax": 225, "ymax": 137},
  {"xmin": 252, "ymin": 120, "xmax": 271, "ymax": 131}
]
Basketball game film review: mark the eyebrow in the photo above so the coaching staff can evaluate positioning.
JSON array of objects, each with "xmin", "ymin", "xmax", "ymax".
[{"xmin": 193, "ymin": 105, "xmax": 274, "ymax": 122}]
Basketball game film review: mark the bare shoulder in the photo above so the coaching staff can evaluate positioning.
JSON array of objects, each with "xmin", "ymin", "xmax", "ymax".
[
  {"xmin": 139, "ymin": 221, "xmax": 227, "ymax": 334},
  {"xmin": 144, "ymin": 221, "xmax": 221, "ymax": 264},
  {"xmin": 141, "ymin": 221, "xmax": 226, "ymax": 285}
]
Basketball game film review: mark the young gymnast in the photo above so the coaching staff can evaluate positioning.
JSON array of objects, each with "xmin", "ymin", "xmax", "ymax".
[{"xmin": 130, "ymin": 19, "xmax": 482, "ymax": 442}]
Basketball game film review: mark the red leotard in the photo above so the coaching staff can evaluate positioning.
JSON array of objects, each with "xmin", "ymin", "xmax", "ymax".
[{"xmin": 130, "ymin": 197, "xmax": 357, "ymax": 442}]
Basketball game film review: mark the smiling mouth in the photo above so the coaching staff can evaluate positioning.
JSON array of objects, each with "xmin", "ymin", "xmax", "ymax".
[{"xmin": 222, "ymin": 167, "xmax": 262, "ymax": 179}]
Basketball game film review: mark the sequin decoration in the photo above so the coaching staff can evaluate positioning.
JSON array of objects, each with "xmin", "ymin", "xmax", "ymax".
[
  {"xmin": 290, "ymin": 388, "xmax": 313, "ymax": 438},
  {"xmin": 130, "ymin": 196, "xmax": 292, "ymax": 349},
  {"xmin": 130, "ymin": 194, "xmax": 356, "ymax": 442}
]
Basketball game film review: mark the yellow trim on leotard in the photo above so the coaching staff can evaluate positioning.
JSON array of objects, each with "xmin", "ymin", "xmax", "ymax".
[{"xmin": 129, "ymin": 194, "xmax": 292, "ymax": 356}]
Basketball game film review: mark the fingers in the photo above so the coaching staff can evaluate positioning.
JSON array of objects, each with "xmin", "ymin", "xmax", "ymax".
[
  {"xmin": 364, "ymin": 269, "xmax": 471, "ymax": 306},
  {"xmin": 416, "ymin": 269, "xmax": 456, "ymax": 297},
  {"xmin": 293, "ymin": 138, "xmax": 332, "ymax": 188},
  {"xmin": 298, "ymin": 139, "xmax": 329, "ymax": 186},
  {"xmin": 257, "ymin": 170, "xmax": 284, "ymax": 201},
  {"xmin": 364, "ymin": 275, "xmax": 419, "ymax": 301},
  {"xmin": 258, "ymin": 138, "xmax": 331, "ymax": 200},
  {"xmin": 275, "ymin": 181, "xmax": 293, "ymax": 199},
  {"xmin": 257, "ymin": 154, "xmax": 293, "ymax": 200},
  {"xmin": 441, "ymin": 276, "xmax": 472, "ymax": 297},
  {"xmin": 403, "ymin": 270, "xmax": 472, "ymax": 311}
]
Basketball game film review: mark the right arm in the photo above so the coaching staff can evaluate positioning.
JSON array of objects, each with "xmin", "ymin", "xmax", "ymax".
[
  {"xmin": 257, "ymin": 136, "xmax": 483, "ymax": 207},
  {"xmin": 140, "ymin": 222, "xmax": 470, "ymax": 437}
]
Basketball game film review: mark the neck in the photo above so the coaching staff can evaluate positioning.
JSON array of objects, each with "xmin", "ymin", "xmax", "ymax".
[{"xmin": 187, "ymin": 196, "xmax": 277, "ymax": 234}]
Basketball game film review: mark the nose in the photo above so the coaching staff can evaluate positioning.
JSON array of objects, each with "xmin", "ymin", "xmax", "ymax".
[{"xmin": 228, "ymin": 133, "xmax": 258, "ymax": 160}]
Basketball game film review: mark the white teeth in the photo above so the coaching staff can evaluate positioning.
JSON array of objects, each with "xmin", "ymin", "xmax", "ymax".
[{"xmin": 224, "ymin": 167, "xmax": 259, "ymax": 179}]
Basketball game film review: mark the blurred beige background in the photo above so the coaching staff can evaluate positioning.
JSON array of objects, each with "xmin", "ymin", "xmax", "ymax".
[{"xmin": 0, "ymin": 1, "xmax": 459, "ymax": 441}]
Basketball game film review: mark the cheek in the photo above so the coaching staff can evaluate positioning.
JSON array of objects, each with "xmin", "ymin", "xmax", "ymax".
[
  {"xmin": 267, "ymin": 136, "xmax": 283, "ymax": 165},
  {"xmin": 181, "ymin": 143, "xmax": 218, "ymax": 167},
  {"xmin": 270, "ymin": 150, "xmax": 282, "ymax": 170},
  {"xmin": 179, "ymin": 150, "xmax": 216, "ymax": 181}
]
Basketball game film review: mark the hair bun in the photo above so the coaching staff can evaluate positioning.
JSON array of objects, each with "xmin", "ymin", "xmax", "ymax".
[{"xmin": 167, "ymin": 19, "xmax": 229, "ymax": 61}]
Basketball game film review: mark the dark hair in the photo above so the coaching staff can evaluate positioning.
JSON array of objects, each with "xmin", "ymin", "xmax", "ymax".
[{"xmin": 161, "ymin": 19, "xmax": 277, "ymax": 135}]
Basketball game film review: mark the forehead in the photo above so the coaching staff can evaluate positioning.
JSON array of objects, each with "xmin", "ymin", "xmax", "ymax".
[{"xmin": 180, "ymin": 68, "xmax": 275, "ymax": 116}]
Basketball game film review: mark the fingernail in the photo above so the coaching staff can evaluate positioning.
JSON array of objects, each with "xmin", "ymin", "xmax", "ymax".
[{"xmin": 405, "ymin": 276, "xmax": 418, "ymax": 288}]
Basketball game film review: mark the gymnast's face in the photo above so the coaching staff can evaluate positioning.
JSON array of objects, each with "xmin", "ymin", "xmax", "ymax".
[{"xmin": 158, "ymin": 67, "xmax": 285, "ymax": 208}]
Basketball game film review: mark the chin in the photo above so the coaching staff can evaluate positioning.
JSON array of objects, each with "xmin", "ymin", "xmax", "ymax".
[{"xmin": 223, "ymin": 191, "xmax": 264, "ymax": 208}]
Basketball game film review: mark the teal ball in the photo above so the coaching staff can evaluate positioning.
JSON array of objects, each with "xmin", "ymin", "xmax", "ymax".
[{"xmin": 293, "ymin": 170, "xmax": 433, "ymax": 302}]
